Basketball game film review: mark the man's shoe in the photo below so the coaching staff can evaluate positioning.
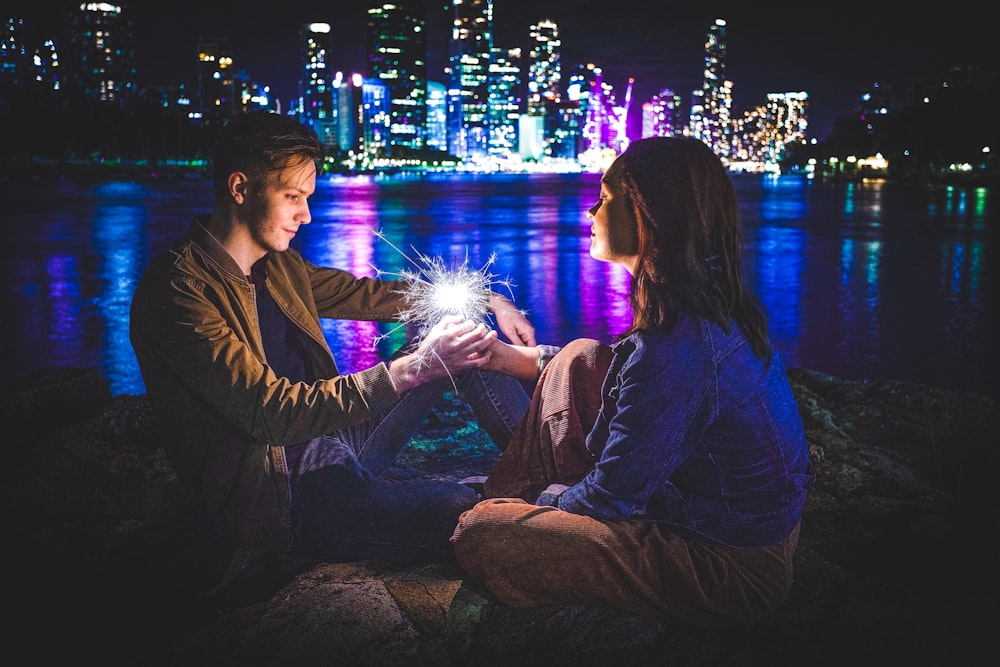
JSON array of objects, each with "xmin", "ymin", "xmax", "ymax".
[{"xmin": 459, "ymin": 475, "xmax": 488, "ymax": 500}]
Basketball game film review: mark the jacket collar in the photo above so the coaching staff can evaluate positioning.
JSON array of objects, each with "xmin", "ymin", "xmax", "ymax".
[{"xmin": 187, "ymin": 215, "xmax": 252, "ymax": 283}]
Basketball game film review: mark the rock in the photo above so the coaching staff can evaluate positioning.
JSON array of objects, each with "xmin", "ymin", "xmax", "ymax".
[{"xmin": 3, "ymin": 367, "xmax": 998, "ymax": 665}]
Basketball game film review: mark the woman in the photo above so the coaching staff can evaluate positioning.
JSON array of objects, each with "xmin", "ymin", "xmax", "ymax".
[{"xmin": 453, "ymin": 137, "xmax": 814, "ymax": 626}]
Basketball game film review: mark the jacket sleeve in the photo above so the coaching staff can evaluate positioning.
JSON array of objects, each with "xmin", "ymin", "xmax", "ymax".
[
  {"xmin": 130, "ymin": 260, "xmax": 400, "ymax": 447},
  {"xmin": 304, "ymin": 258, "xmax": 410, "ymax": 322},
  {"xmin": 555, "ymin": 334, "xmax": 712, "ymax": 521}
]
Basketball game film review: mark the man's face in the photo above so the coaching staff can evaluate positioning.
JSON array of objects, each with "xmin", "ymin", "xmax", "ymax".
[{"xmin": 243, "ymin": 159, "xmax": 317, "ymax": 255}]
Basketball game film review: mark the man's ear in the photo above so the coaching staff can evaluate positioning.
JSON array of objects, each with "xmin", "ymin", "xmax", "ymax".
[{"xmin": 228, "ymin": 172, "xmax": 249, "ymax": 203}]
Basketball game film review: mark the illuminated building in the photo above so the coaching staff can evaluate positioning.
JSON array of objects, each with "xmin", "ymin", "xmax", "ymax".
[
  {"xmin": 547, "ymin": 99, "xmax": 583, "ymax": 161},
  {"xmin": 524, "ymin": 18, "xmax": 567, "ymax": 159},
  {"xmin": 648, "ymin": 87, "xmax": 684, "ymax": 138},
  {"xmin": 518, "ymin": 113, "xmax": 544, "ymax": 162},
  {"xmin": 67, "ymin": 2, "xmax": 135, "ymax": 105},
  {"xmin": 693, "ymin": 18, "xmax": 732, "ymax": 157},
  {"xmin": 196, "ymin": 36, "xmax": 235, "ymax": 125},
  {"xmin": 729, "ymin": 91, "xmax": 808, "ymax": 169},
  {"xmin": 567, "ymin": 64, "xmax": 626, "ymax": 171},
  {"xmin": 526, "ymin": 19, "xmax": 560, "ymax": 115},
  {"xmin": 2, "ymin": 16, "xmax": 61, "ymax": 97},
  {"xmin": 233, "ymin": 70, "xmax": 277, "ymax": 114},
  {"xmin": 565, "ymin": 63, "xmax": 602, "ymax": 154},
  {"xmin": 854, "ymin": 81, "xmax": 895, "ymax": 131},
  {"xmin": 487, "ymin": 46, "xmax": 521, "ymax": 158},
  {"xmin": 367, "ymin": 2, "xmax": 427, "ymax": 154},
  {"xmin": 300, "ymin": 22, "xmax": 336, "ymax": 150},
  {"xmin": 765, "ymin": 91, "xmax": 809, "ymax": 159},
  {"xmin": 425, "ymin": 80, "xmax": 448, "ymax": 151},
  {"xmin": 688, "ymin": 89, "xmax": 704, "ymax": 143},
  {"xmin": 640, "ymin": 101, "xmax": 654, "ymax": 138},
  {"xmin": 334, "ymin": 72, "xmax": 363, "ymax": 157},
  {"xmin": 1, "ymin": 18, "xmax": 28, "ymax": 86},
  {"xmin": 447, "ymin": 0, "xmax": 493, "ymax": 161},
  {"xmin": 360, "ymin": 76, "xmax": 391, "ymax": 163}
]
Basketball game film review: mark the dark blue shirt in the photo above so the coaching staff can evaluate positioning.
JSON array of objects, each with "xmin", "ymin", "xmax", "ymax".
[{"xmin": 249, "ymin": 258, "xmax": 308, "ymax": 384}]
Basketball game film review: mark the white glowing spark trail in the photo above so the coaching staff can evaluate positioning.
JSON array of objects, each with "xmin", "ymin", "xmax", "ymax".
[{"xmin": 369, "ymin": 229, "xmax": 521, "ymax": 353}]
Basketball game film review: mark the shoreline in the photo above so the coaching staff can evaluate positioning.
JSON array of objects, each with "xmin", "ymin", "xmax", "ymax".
[{"xmin": 2, "ymin": 157, "xmax": 998, "ymax": 188}]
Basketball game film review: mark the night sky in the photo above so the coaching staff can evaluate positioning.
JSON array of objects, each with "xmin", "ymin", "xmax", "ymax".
[{"xmin": 26, "ymin": 0, "xmax": 992, "ymax": 140}]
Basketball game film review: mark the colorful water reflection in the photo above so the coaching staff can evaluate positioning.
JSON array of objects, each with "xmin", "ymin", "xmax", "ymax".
[{"xmin": 0, "ymin": 172, "xmax": 993, "ymax": 398}]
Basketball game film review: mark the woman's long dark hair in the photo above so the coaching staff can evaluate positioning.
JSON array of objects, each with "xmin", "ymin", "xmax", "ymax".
[{"xmin": 604, "ymin": 136, "xmax": 771, "ymax": 360}]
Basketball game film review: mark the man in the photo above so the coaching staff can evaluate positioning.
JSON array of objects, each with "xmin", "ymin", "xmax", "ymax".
[{"xmin": 130, "ymin": 111, "xmax": 540, "ymax": 564}]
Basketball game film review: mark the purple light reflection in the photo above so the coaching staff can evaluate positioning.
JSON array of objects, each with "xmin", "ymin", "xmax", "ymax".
[{"xmin": 302, "ymin": 176, "xmax": 391, "ymax": 374}]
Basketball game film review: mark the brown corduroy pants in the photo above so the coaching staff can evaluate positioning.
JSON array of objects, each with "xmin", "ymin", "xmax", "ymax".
[{"xmin": 451, "ymin": 338, "xmax": 800, "ymax": 626}]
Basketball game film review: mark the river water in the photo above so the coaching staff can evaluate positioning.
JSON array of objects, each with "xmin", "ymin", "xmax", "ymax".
[{"xmin": 1, "ymin": 170, "xmax": 995, "ymax": 398}]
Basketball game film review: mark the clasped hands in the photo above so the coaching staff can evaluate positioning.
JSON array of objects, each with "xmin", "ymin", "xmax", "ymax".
[
  {"xmin": 418, "ymin": 292, "xmax": 538, "ymax": 375},
  {"xmin": 388, "ymin": 296, "xmax": 541, "ymax": 393}
]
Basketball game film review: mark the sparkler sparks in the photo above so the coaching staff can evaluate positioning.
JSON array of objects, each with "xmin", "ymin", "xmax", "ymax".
[{"xmin": 370, "ymin": 229, "xmax": 520, "ymax": 351}]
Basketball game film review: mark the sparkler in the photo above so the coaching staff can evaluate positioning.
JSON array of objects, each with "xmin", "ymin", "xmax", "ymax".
[{"xmin": 370, "ymin": 228, "xmax": 521, "ymax": 354}]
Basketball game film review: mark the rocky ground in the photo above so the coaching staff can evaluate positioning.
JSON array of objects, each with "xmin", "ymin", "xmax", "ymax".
[{"xmin": 3, "ymin": 367, "xmax": 998, "ymax": 666}]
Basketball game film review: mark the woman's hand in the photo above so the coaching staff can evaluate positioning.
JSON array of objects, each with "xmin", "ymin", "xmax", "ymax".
[{"xmin": 490, "ymin": 293, "xmax": 536, "ymax": 347}]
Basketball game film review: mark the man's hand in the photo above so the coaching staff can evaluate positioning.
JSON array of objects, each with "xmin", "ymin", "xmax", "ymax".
[
  {"xmin": 388, "ymin": 316, "xmax": 497, "ymax": 393},
  {"xmin": 490, "ymin": 293, "xmax": 536, "ymax": 347}
]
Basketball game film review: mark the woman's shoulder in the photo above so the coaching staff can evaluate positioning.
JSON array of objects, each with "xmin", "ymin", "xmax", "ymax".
[
  {"xmin": 624, "ymin": 321, "xmax": 707, "ymax": 364},
  {"xmin": 626, "ymin": 314, "xmax": 740, "ymax": 362},
  {"xmin": 629, "ymin": 312, "xmax": 709, "ymax": 346}
]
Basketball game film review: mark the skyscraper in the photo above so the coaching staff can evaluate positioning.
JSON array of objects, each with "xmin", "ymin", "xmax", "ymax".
[
  {"xmin": 526, "ymin": 19, "xmax": 560, "ymax": 115},
  {"xmin": 524, "ymin": 18, "xmax": 562, "ymax": 159},
  {"xmin": 447, "ymin": 0, "xmax": 493, "ymax": 162},
  {"xmin": 195, "ymin": 36, "xmax": 235, "ymax": 126},
  {"xmin": 67, "ymin": 2, "xmax": 135, "ymax": 105},
  {"xmin": 367, "ymin": 1, "xmax": 427, "ymax": 154},
  {"xmin": 300, "ymin": 22, "xmax": 336, "ymax": 150},
  {"xmin": 334, "ymin": 72, "xmax": 363, "ymax": 158},
  {"xmin": 648, "ymin": 87, "xmax": 684, "ymax": 138},
  {"xmin": 1, "ymin": 16, "xmax": 62, "ymax": 102},
  {"xmin": 729, "ymin": 91, "xmax": 808, "ymax": 167},
  {"xmin": 360, "ymin": 76, "xmax": 391, "ymax": 163},
  {"xmin": 425, "ymin": 80, "xmax": 448, "ymax": 151},
  {"xmin": 487, "ymin": 46, "xmax": 520, "ymax": 158},
  {"xmin": 763, "ymin": 91, "xmax": 808, "ymax": 161},
  {"xmin": 693, "ymin": 18, "xmax": 733, "ymax": 157}
]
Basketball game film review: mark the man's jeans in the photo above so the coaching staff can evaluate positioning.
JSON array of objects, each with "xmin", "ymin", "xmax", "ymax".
[{"xmin": 287, "ymin": 369, "xmax": 530, "ymax": 564}]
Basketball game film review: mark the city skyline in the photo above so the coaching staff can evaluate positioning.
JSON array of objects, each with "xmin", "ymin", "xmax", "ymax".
[{"xmin": 17, "ymin": 1, "xmax": 993, "ymax": 140}]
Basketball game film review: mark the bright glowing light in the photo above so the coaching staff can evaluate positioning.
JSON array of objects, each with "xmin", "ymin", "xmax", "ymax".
[{"xmin": 370, "ymin": 229, "xmax": 519, "ymax": 352}]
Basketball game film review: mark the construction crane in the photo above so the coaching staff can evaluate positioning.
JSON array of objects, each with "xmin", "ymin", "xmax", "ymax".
[{"xmin": 613, "ymin": 77, "xmax": 635, "ymax": 153}]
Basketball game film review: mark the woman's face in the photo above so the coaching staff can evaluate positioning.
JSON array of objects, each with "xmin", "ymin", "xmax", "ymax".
[{"xmin": 587, "ymin": 176, "xmax": 640, "ymax": 274}]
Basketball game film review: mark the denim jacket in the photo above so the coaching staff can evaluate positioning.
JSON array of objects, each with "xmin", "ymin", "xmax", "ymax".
[
  {"xmin": 130, "ymin": 217, "xmax": 407, "ymax": 551},
  {"xmin": 552, "ymin": 313, "xmax": 813, "ymax": 548}
]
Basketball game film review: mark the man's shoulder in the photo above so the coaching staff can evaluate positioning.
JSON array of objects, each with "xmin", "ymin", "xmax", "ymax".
[{"xmin": 135, "ymin": 231, "xmax": 226, "ymax": 301}]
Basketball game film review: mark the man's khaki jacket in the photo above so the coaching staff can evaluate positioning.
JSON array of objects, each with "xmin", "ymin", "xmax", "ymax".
[{"xmin": 130, "ymin": 217, "xmax": 405, "ymax": 551}]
